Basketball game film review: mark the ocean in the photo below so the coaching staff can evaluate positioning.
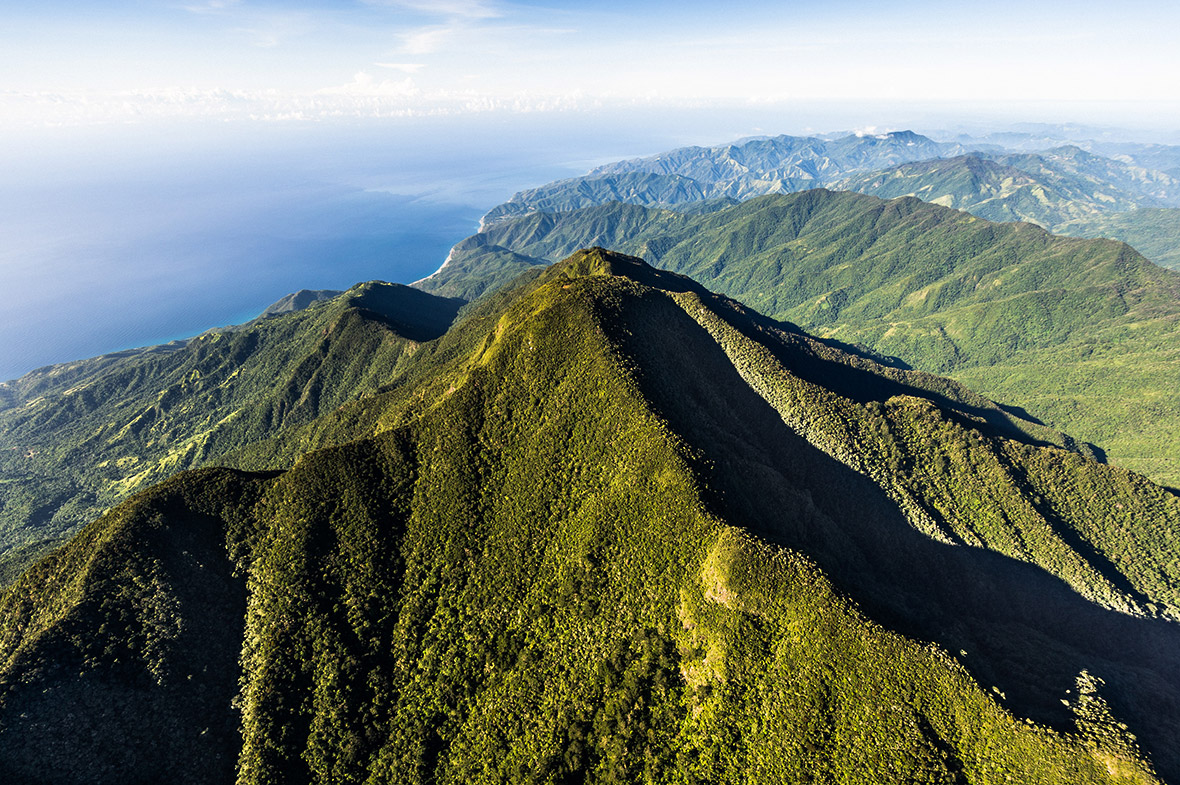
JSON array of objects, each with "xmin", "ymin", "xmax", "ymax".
[{"xmin": 0, "ymin": 112, "xmax": 714, "ymax": 382}]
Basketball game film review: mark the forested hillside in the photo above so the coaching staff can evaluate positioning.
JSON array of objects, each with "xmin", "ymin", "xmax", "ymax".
[
  {"xmin": 1, "ymin": 250, "xmax": 1177, "ymax": 784},
  {"xmin": 417, "ymin": 193, "xmax": 1180, "ymax": 487},
  {"xmin": 0, "ymin": 283, "xmax": 463, "ymax": 569}
]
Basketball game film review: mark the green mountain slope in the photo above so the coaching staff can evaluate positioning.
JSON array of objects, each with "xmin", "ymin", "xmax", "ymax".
[
  {"xmin": 1, "ymin": 250, "xmax": 1176, "ymax": 784},
  {"xmin": 0, "ymin": 283, "xmax": 463, "ymax": 561},
  {"xmin": 836, "ymin": 154, "xmax": 1147, "ymax": 229},
  {"xmin": 416, "ymin": 191, "xmax": 1180, "ymax": 487},
  {"xmin": 995, "ymin": 146, "xmax": 1180, "ymax": 208},
  {"xmin": 1062, "ymin": 208, "xmax": 1180, "ymax": 271}
]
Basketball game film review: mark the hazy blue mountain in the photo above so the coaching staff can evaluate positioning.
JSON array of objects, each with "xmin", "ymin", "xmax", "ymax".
[
  {"xmin": 836, "ymin": 153, "xmax": 1159, "ymax": 230},
  {"xmin": 480, "ymin": 171, "xmax": 723, "ymax": 226},
  {"xmin": 479, "ymin": 130, "xmax": 975, "ymax": 228},
  {"xmin": 991, "ymin": 146, "xmax": 1180, "ymax": 208},
  {"xmin": 589, "ymin": 130, "xmax": 967, "ymax": 185},
  {"xmin": 1086, "ymin": 141, "xmax": 1180, "ymax": 178}
]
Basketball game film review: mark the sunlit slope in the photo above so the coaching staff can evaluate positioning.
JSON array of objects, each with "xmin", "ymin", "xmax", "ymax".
[
  {"xmin": 835, "ymin": 155, "xmax": 1135, "ymax": 229},
  {"xmin": 418, "ymin": 192, "xmax": 1180, "ymax": 486},
  {"xmin": 0, "ymin": 283, "xmax": 463, "ymax": 559},
  {"xmin": 1062, "ymin": 207, "xmax": 1180, "ymax": 270},
  {"xmin": 2, "ymin": 250, "xmax": 1177, "ymax": 783}
]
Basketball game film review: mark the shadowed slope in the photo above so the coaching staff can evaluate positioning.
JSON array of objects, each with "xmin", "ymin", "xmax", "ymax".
[
  {"xmin": 0, "ymin": 250, "xmax": 1172, "ymax": 784},
  {"xmin": 600, "ymin": 277, "xmax": 1180, "ymax": 775},
  {"xmin": 417, "ymin": 192, "xmax": 1180, "ymax": 486}
]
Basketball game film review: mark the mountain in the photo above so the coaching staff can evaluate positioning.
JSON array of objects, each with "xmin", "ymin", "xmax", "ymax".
[
  {"xmin": 1086, "ymin": 141, "xmax": 1180, "ymax": 179},
  {"xmin": 836, "ymin": 147, "xmax": 1180, "ymax": 231},
  {"xmin": 995, "ymin": 146, "xmax": 1180, "ymax": 207},
  {"xmin": 480, "ymin": 131, "xmax": 972, "ymax": 228},
  {"xmin": 416, "ymin": 191, "xmax": 1180, "ymax": 488},
  {"xmin": 478, "ymin": 131, "xmax": 1180, "ymax": 287},
  {"xmin": 0, "ymin": 283, "xmax": 463, "ymax": 569},
  {"xmin": 1061, "ymin": 208, "xmax": 1180, "ymax": 271},
  {"xmin": 254, "ymin": 288, "xmax": 344, "ymax": 319},
  {"xmin": 480, "ymin": 171, "xmax": 734, "ymax": 227},
  {"xmin": 1, "ymin": 249, "xmax": 1177, "ymax": 784},
  {"xmin": 589, "ymin": 130, "xmax": 967, "ymax": 186},
  {"xmin": 836, "ymin": 154, "xmax": 1149, "ymax": 229}
]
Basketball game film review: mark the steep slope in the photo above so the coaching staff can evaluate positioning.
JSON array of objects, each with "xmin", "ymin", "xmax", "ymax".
[
  {"xmin": 1, "ymin": 250, "xmax": 1176, "ymax": 784},
  {"xmin": 0, "ymin": 283, "xmax": 463, "ymax": 561},
  {"xmin": 417, "ymin": 193, "xmax": 1180, "ymax": 486}
]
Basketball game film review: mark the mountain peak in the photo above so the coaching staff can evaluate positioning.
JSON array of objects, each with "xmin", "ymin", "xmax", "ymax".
[
  {"xmin": 548, "ymin": 247, "xmax": 706, "ymax": 295},
  {"xmin": 258, "ymin": 288, "xmax": 343, "ymax": 318},
  {"xmin": 551, "ymin": 246, "xmax": 635, "ymax": 278},
  {"xmin": 849, "ymin": 129, "xmax": 929, "ymax": 144}
]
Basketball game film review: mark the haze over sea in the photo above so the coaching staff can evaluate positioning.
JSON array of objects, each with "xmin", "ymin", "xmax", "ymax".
[{"xmin": 0, "ymin": 115, "xmax": 612, "ymax": 381}]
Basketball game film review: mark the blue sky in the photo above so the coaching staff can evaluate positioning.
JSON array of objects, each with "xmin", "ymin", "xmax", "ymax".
[{"xmin": 4, "ymin": 0, "xmax": 1179, "ymax": 128}]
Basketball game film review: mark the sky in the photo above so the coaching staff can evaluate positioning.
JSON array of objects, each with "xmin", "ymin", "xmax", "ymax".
[
  {"xmin": 3, "ymin": 0, "xmax": 1180, "ymax": 129},
  {"xmin": 3, "ymin": 0, "xmax": 1180, "ymax": 380}
]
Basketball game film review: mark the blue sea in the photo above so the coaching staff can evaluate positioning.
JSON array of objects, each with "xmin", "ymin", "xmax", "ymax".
[{"xmin": 0, "ymin": 112, "xmax": 739, "ymax": 382}]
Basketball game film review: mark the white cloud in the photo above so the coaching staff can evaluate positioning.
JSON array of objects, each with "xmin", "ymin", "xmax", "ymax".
[
  {"xmin": 180, "ymin": 0, "xmax": 242, "ymax": 13},
  {"xmin": 374, "ymin": 62, "xmax": 426, "ymax": 73},
  {"xmin": 318, "ymin": 72, "xmax": 419, "ymax": 97},
  {"xmin": 398, "ymin": 26, "xmax": 453, "ymax": 55},
  {"xmin": 363, "ymin": 0, "xmax": 502, "ymax": 20}
]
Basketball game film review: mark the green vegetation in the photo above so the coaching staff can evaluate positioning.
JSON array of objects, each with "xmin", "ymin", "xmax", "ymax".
[
  {"xmin": 835, "ymin": 154, "xmax": 1148, "ymax": 230},
  {"xmin": 0, "ymin": 282, "xmax": 463, "ymax": 560},
  {"xmin": 1062, "ymin": 208, "xmax": 1180, "ymax": 270},
  {"xmin": 1, "ymin": 250, "xmax": 1175, "ymax": 783},
  {"xmin": 835, "ymin": 150, "xmax": 1180, "ymax": 271},
  {"xmin": 421, "ymin": 192, "xmax": 1180, "ymax": 487}
]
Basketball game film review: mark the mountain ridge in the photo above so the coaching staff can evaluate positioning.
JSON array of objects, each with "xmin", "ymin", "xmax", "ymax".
[
  {"xmin": 417, "ymin": 191, "xmax": 1180, "ymax": 487},
  {"xmin": 479, "ymin": 130, "xmax": 973, "ymax": 229},
  {"xmin": 0, "ymin": 249, "xmax": 1175, "ymax": 783},
  {"xmin": 0, "ymin": 282, "xmax": 464, "ymax": 563}
]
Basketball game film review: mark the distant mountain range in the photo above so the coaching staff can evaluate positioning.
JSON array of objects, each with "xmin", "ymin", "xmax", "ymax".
[
  {"xmin": 480, "ymin": 130, "xmax": 1180, "ymax": 271},
  {"xmin": 836, "ymin": 149, "xmax": 1180, "ymax": 231},
  {"xmin": 481, "ymin": 130, "xmax": 974, "ymax": 227}
]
